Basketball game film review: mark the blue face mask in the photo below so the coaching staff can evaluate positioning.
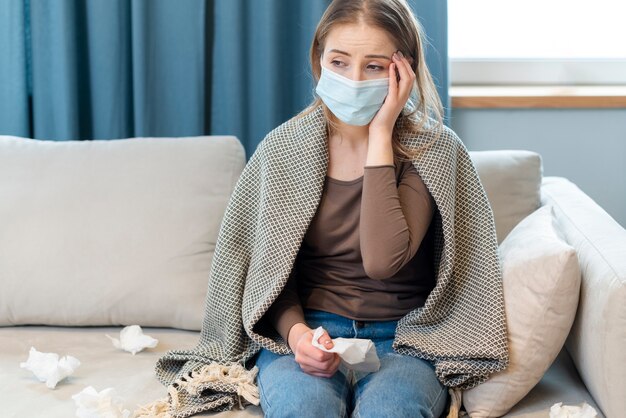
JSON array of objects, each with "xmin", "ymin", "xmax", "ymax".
[{"xmin": 315, "ymin": 66, "xmax": 389, "ymax": 126}]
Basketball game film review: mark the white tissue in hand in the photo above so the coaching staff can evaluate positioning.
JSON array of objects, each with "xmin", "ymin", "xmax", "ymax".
[
  {"xmin": 19, "ymin": 346, "xmax": 80, "ymax": 389},
  {"xmin": 549, "ymin": 402, "xmax": 598, "ymax": 418},
  {"xmin": 106, "ymin": 325, "xmax": 158, "ymax": 355},
  {"xmin": 72, "ymin": 386, "xmax": 131, "ymax": 418},
  {"xmin": 311, "ymin": 326, "xmax": 380, "ymax": 372}
]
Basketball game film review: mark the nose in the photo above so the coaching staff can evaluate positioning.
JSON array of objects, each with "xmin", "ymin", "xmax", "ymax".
[{"xmin": 348, "ymin": 68, "xmax": 363, "ymax": 82}]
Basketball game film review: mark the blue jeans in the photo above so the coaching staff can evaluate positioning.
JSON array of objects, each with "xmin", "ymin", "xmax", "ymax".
[{"xmin": 254, "ymin": 309, "xmax": 449, "ymax": 418}]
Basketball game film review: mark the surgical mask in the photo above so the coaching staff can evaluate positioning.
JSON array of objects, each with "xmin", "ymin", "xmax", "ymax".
[{"xmin": 315, "ymin": 66, "xmax": 389, "ymax": 126}]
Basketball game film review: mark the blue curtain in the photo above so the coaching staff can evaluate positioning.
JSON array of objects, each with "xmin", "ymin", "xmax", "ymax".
[
  {"xmin": 0, "ymin": 0, "xmax": 208, "ymax": 140},
  {"xmin": 0, "ymin": 0, "xmax": 29, "ymax": 136},
  {"xmin": 210, "ymin": 1, "xmax": 331, "ymax": 158},
  {"xmin": 410, "ymin": 0, "xmax": 449, "ymax": 122},
  {"xmin": 0, "ymin": 0, "xmax": 448, "ymax": 158}
]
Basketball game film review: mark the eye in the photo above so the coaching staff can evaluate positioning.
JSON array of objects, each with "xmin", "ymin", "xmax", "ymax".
[
  {"xmin": 331, "ymin": 59, "xmax": 346, "ymax": 67},
  {"xmin": 366, "ymin": 64, "xmax": 385, "ymax": 71}
]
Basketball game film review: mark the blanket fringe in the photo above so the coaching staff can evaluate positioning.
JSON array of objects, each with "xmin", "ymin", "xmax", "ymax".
[
  {"xmin": 132, "ymin": 363, "xmax": 258, "ymax": 417},
  {"xmin": 446, "ymin": 388, "xmax": 463, "ymax": 418},
  {"xmin": 132, "ymin": 397, "xmax": 171, "ymax": 418},
  {"xmin": 175, "ymin": 362, "xmax": 259, "ymax": 407}
]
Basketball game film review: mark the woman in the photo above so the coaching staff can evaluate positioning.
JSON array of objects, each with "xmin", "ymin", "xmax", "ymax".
[
  {"xmin": 255, "ymin": 0, "xmax": 449, "ymax": 417},
  {"xmin": 148, "ymin": 1, "xmax": 508, "ymax": 417}
]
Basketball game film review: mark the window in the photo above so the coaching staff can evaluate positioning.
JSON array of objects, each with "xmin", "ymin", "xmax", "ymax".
[{"xmin": 448, "ymin": 0, "xmax": 626, "ymax": 85}]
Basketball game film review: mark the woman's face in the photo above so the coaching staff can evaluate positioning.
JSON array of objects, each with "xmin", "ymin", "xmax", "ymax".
[{"xmin": 321, "ymin": 22, "xmax": 398, "ymax": 82}]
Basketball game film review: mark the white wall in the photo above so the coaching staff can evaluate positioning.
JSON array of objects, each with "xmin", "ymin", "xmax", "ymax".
[{"xmin": 450, "ymin": 108, "xmax": 626, "ymax": 227}]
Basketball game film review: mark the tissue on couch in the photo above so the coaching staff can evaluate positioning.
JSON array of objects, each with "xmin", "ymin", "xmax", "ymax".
[
  {"xmin": 106, "ymin": 325, "xmax": 158, "ymax": 355},
  {"xmin": 20, "ymin": 346, "xmax": 80, "ymax": 389},
  {"xmin": 549, "ymin": 402, "xmax": 597, "ymax": 418},
  {"xmin": 72, "ymin": 386, "xmax": 131, "ymax": 418}
]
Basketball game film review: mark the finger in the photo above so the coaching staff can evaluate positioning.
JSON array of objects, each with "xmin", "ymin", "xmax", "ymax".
[
  {"xmin": 393, "ymin": 52, "xmax": 415, "ymax": 97},
  {"xmin": 387, "ymin": 62, "xmax": 398, "ymax": 99},
  {"xmin": 302, "ymin": 345, "xmax": 336, "ymax": 364},
  {"xmin": 401, "ymin": 55, "xmax": 417, "ymax": 84},
  {"xmin": 401, "ymin": 52, "xmax": 416, "ymax": 74},
  {"xmin": 390, "ymin": 57, "xmax": 409, "ymax": 103},
  {"xmin": 328, "ymin": 353, "xmax": 342, "ymax": 373},
  {"xmin": 396, "ymin": 64, "xmax": 414, "ymax": 100},
  {"xmin": 316, "ymin": 331, "xmax": 334, "ymax": 350},
  {"xmin": 393, "ymin": 51, "xmax": 410, "ymax": 83},
  {"xmin": 319, "ymin": 353, "xmax": 341, "ymax": 373},
  {"xmin": 306, "ymin": 353, "xmax": 335, "ymax": 369},
  {"xmin": 300, "ymin": 346, "xmax": 339, "ymax": 367},
  {"xmin": 299, "ymin": 355, "xmax": 337, "ymax": 374},
  {"xmin": 301, "ymin": 355, "xmax": 340, "ymax": 375}
]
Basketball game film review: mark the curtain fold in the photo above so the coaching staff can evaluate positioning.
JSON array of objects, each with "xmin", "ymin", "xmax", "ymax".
[
  {"xmin": 0, "ymin": 0, "xmax": 448, "ymax": 153},
  {"xmin": 210, "ymin": 0, "xmax": 331, "ymax": 158},
  {"xmin": 129, "ymin": 0, "xmax": 208, "ymax": 138},
  {"xmin": 0, "ymin": 0, "xmax": 29, "ymax": 137},
  {"xmin": 0, "ymin": 0, "xmax": 207, "ymax": 141},
  {"xmin": 410, "ymin": 0, "xmax": 450, "ymax": 123}
]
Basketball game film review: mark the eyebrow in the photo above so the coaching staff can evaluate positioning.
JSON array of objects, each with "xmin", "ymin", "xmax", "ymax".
[{"xmin": 328, "ymin": 48, "xmax": 391, "ymax": 60}]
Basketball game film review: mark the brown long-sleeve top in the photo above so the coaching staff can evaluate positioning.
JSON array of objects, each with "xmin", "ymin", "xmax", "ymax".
[{"xmin": 265, "ymin": 160, "xmax": 437, "ymax": 343}]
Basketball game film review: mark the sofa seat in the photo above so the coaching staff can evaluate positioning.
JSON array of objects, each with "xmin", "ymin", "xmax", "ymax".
[
  {"xmin": 0, "ymin": 325, "xmax": 263, "ymax": 417},
  {"xmin": 1, "ymin": 325, "xmax": 603, "ymax": 418}
]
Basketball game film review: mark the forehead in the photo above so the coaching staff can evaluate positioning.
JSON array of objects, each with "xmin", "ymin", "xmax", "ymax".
[{"xmin": 323, "ymin": 22, "xmax": 397, "ymax": 55}]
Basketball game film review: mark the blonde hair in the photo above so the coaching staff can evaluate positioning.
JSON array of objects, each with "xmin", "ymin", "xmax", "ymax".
[{"xmin": 299, "ymin": 0, "xmax": 444, "ymax": 161}]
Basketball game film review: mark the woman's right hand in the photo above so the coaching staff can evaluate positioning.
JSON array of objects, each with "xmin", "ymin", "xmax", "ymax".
[{"xmin": 287, "ymin": 323, "xmax": 341, "ymax": 378}]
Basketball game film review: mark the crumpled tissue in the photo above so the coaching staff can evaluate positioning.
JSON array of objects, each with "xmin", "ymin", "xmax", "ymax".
[
  {"xmin": 549, "ymin": 402, "xmax": 598, "ymax": 418},
  {"xmin": 19, "ymin": 346, "xmax": 80, "ymax": 389},
  {"xmin": 106, "ymin": 325, "xmax": 158, "ymax": 355},
  {"xmin": 72, "ymin": 386, "xmax": 131, "ymax": 418},
  {"xmin": 311, "ymin": 326, "xmax": 380, "ymax": 372}
]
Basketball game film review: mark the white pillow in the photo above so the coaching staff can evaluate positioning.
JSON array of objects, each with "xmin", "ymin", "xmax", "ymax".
[
  {"xmin": 462, "ymin": 205, "xmax": 581, "ymax": 417},
  {"xmin": 0, "ymin": 135, "xmax": 245, "ymax": 330},
  {"xmin": 469, "ymin": 150, "xmax": 542, "ymax": 244}
]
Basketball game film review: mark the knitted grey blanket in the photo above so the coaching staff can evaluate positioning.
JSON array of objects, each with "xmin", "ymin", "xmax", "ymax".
[{"xmin": 138, "ymin": 106, "xmax": 508, "ymax": 418}]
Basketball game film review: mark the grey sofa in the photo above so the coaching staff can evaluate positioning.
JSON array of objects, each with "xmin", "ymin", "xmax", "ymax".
[{"xmin": 0, "ymin": 135, "xmax": 623, "ymax": 417}]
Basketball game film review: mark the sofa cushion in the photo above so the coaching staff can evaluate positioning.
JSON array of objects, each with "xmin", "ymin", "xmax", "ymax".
[
  {"xmin": 0, "ymin": 135, "xmax": 245, "ymax": 330},
  {"xmin": 542, "ymin": 177, "xmax": 626, "ymax": 418},
  {"xmin": 469, "ymin": 150, "xmax": 542, "ymax": 243},
  {"xmin": 463, "ymin": 206, "xmax": 581, "ymax": 417}
]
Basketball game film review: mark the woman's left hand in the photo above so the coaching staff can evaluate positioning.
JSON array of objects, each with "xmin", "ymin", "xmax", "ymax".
[{"xmin": 368, "ymin": 51, "xmax": 415, "ymax": 135}]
